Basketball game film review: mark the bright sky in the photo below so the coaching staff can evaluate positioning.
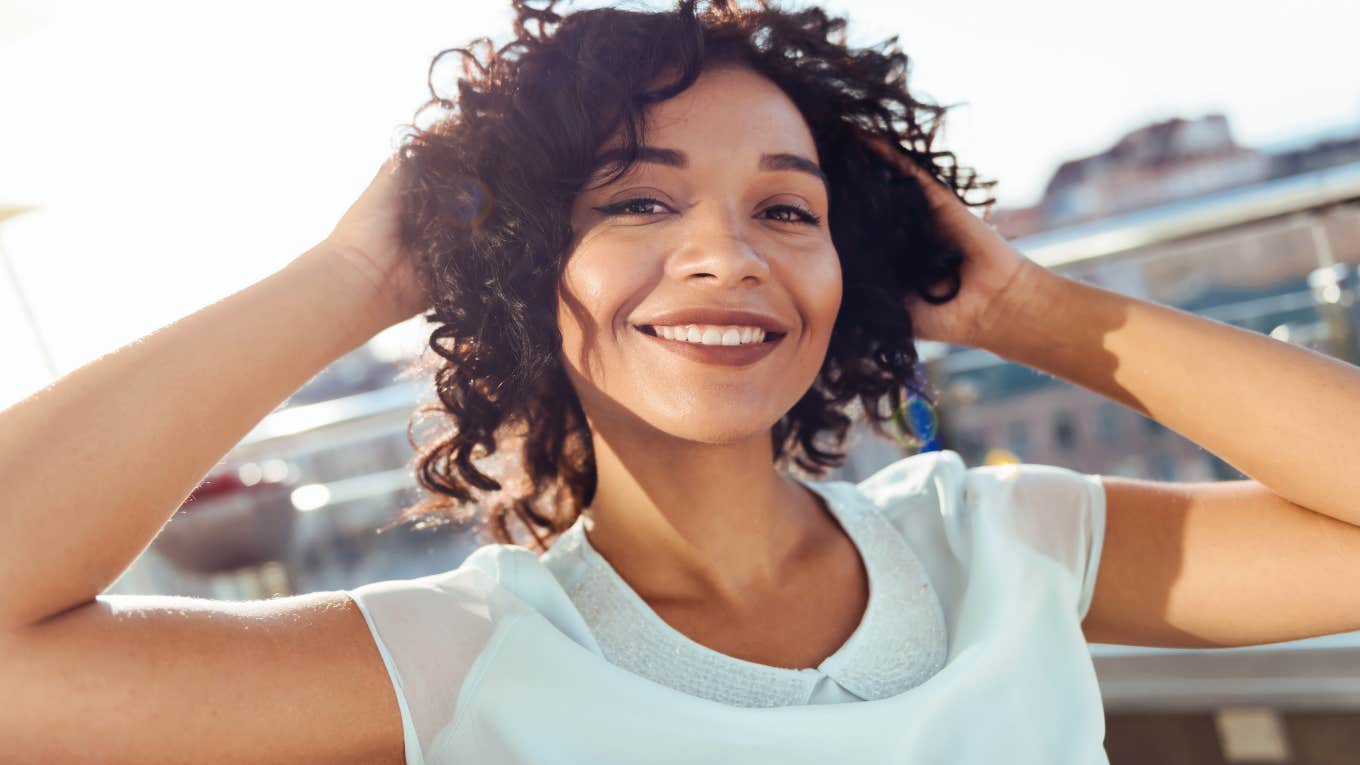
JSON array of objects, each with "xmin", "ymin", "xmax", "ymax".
[{"xmin": 2, "ymin": 0, "xmax": 1358, "ymax": 411}]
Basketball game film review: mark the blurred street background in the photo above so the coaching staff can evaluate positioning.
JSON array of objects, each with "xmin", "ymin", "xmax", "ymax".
[{"xmin": 3, "ymin": 1, "xmax": 1359, "ymax": 762}]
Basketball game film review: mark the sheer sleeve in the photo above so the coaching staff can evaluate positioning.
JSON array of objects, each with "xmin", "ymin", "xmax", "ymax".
[
  {"xmin": 345, "ymin": 560, "xmax": 522, "ymax": 763},
  {"xmin": 961, "ymin": 460, "xmax": 1107, "ymax": 621},
  {"xmin": 858, "ymin": 449, "xmax": 1107, "ymax": 623}
]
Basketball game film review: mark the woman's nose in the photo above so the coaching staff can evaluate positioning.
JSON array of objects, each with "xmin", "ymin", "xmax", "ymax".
[{"xmin": 665, "ymin": 206, "xmax": 771, "ymax": 287}]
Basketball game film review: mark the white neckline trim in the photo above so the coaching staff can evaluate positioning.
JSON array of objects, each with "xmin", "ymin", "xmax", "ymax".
[{"xmin": 541, "ymin": 476, "xmax": 948, "ymax": 707}]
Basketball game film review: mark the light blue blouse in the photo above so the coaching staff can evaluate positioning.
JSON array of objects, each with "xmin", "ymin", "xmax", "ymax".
[{"xmin": 347, "ymin": 449, "xmax": 1108, "ymax": 764}]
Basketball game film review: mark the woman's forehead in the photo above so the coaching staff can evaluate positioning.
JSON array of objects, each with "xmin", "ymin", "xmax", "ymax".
[
  {"xmin": 586, "ymin": 69, "xmax": 820, "ymax": 186},
  {"xmin": 588, "ymin": 143, "xmax": 828, "ymax": 196},
  {"xmin": 646, "ymin": 66, "xmax": 814, "ymax": 145}
]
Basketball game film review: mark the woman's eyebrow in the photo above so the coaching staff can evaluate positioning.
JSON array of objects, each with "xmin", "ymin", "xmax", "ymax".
[{"xmin": 590, "ymin": 146, "xmax": 829, "ymax": 193}]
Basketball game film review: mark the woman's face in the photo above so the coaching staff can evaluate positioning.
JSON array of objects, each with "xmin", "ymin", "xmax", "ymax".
[{"xmin": 559, "ymin": 64, "xmax": 841, "ymax": 445}]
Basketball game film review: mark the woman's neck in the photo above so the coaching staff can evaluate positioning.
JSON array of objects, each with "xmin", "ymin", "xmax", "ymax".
[{"xmin": 579, "ymin": 423, "xmax": 829, "ymax": 610}]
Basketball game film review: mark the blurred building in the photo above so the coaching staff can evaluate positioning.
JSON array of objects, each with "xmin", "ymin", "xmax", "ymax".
[
  {"xmin": 111, "ymin": 343, "xmax": 482, "ymax": 601},
  {"xmin": 992, "ymin": 113, "xmax": 1360, "ymax": 238}
]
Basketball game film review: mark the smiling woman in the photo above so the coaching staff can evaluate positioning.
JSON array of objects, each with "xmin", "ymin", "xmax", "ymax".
[
  {"xmin": 7, "ymin": 0, "xmax": 1360, "ymax": 761},
  {"xmin": 391, "ymin": 0, "xmax": 995, "ymax": 558},
  {"xmin": 328, "ymin": 1, "xmax": 1116, "ymax": 761},
  {"xmin": 0, "ymin": 0, "xmax": 1124, "ymax": 763}
]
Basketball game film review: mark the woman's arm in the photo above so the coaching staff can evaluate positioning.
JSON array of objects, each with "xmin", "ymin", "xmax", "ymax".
[
  {"xmin": 984, "ymin": 264, "xmax": 1360, "ymax": 647},
  {"xmin": 0, "ymin": 240, "xmax": 408, "ymax": 631},
  {"xmin": 981, "ymin": 261, "xmax": 1360, "ymax": 530}
]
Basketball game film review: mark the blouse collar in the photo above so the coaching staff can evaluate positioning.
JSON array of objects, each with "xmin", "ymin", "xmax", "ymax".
[{"xmin": 539, "ymin": 476, "xmax": 948, "ymax": 707}]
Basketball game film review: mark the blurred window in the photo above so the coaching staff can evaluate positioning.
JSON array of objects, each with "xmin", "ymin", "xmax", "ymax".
[
  {"xmin": 1097, "ymin": 402, "xmax": 1122, "ymax": 447},
  {"xmin": 1053, "ymin": 411, "xmax": 1078, "ymax": 451},
  {"xmin": 1008, "ymin": 421, "xmax": 1030, "ymax": 459}
]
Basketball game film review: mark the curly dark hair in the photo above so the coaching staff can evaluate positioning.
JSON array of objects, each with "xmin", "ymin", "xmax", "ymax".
[{"xmin": 384, "ymin": 0, "xmax": 995, "ymax": 553}]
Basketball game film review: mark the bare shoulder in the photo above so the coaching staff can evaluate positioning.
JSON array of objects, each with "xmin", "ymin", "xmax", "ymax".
[{"xmin": 1, "ymin": 589, "xmax": 403, "ymax": 764}]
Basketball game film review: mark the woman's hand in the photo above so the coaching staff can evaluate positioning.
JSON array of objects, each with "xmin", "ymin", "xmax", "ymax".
[
  {"xmin": 861, "ymin": 136, "xmax": 1043, "ymax": 349},
  {"xmin": 323, "ymin": 157, "xmax": 428, "ymax": 325}
]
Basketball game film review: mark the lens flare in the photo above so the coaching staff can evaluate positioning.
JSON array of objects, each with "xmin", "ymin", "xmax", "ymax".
[
  {"xmin": 446, "ymin": 173, "xmax": 494, "ymax": 229},
  {"xmin": 891, "ymin": 391, "xmax": 940, "ymax": 450}
]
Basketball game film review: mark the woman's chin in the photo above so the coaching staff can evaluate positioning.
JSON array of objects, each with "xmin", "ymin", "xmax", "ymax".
[{"xmin": 644, "ymin": 412, "xmax": 782, "ymax": 446}]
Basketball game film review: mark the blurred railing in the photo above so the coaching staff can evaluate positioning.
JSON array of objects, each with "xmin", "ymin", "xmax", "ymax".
[
  {"xmin": 1012, "ymin": 159, "xmax": 1360, "ymax": 270},
  {"xmin": 118, "ymin": 159, "xmax": 1360, "ymax": 709}
]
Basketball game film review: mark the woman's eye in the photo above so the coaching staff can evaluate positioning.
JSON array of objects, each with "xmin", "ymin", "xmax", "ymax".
[
  {"xmin": 763, "ymin": 204, "xmax": 823, "ymax": 226},
  {"xmin": 594, "ymin": 197, "xmax": 671, "ymax": 217}
]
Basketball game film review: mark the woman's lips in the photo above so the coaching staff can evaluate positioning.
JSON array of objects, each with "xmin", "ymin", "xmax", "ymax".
[{"xmin": 633, "ymin": 325, "xmax": 783, "ymax": 367}]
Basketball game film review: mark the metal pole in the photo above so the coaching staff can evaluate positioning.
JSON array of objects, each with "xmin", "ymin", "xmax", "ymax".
[{"xmin": 1306, "ymin": 213, "xmax": 1359, "ymax": 365}]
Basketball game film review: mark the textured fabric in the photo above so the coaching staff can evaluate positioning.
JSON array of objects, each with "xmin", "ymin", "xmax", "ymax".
[
  {"xmin": 536, "ymin": 475, "xmax": 948, "ymax": 707},
  {"xmin": 346, "ymin": 449, "xmax": 1109, "ymax": 764}
]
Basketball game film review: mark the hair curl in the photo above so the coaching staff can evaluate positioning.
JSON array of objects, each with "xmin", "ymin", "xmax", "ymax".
[{"xmin": 385, "ymin": 0, "xmax": 996, "ymax": 553}]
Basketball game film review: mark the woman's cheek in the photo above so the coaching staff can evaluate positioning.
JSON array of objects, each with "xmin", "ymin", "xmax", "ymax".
[
  {"xmin": 555, "ymin": 242, "xmax": 652, "ymax": 361},
  {"xmin": 801, "ymin": 248, "xmax": 843, "ymax": 327}
]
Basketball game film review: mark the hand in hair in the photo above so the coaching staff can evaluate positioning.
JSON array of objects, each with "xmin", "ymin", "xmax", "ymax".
[
  {"xmin": 324, "ymin": 157, "xmax": 428, "ymax": 326},
  {"xmin": 861, "ymin": 135, "xmax": 1041, "ymax": 350}
]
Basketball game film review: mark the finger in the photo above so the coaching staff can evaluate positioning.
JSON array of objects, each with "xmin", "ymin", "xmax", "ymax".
[{"xmin": 860, "ymin": 135, "xmax": 955, "ymax": 203}]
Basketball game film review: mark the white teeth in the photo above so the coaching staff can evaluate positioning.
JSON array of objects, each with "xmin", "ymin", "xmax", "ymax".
[{"xmin": 646, "ymin": 324, "xmax": 769, "ymax": 346}]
